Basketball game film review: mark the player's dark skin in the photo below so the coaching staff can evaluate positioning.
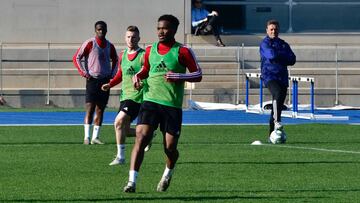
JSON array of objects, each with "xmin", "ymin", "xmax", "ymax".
[
  {"xmin": 130, "ymin": 19, "xmax": 179, "ymax": 173},
  {"xmin": 84, "ymin": 24, "xmax": 108, "ymax": 126},
  {"xmin": 157, "ymin": 20, "xmax": 177, "ymax": 43}
]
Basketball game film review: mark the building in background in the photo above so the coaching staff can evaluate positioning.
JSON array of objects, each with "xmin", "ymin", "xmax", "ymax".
[
  {"xmin": 1, "ymin": 0, "xmax": 360, "ymax": 43},
  {"xmin": 202, "ymin": 0, "xmax": 360, "ymax": 34}
]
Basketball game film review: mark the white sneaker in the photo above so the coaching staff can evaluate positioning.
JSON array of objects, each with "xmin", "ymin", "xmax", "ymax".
[
  {"xmin": 109, "ymin": 157, "xmax": 125, "ymax": 166},
  {"xmin": 274, "ymin": 121, "xmax": 283, "ymax": 131},
  {"xmin": 144, "ymin": 143, "xmax": 151, "ymax": 152},
  {"xmin": 123, "ymin": 181, "xmax": 136, "ymax": 193},
  {"xmin": 157, "ymin": 176, "xmax": 172, "ymax": 192},
  {"xmin": 144, "ymin": 132, "xmax": 156, "ymax": 152},
  {"xmin": 91, "ymin": 138, "xmax": 104, "ymax": 145}
]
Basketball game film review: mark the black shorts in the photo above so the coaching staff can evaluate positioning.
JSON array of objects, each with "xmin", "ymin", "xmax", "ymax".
[
  {"xmin": 137, "ymin": 101, "xmax": 182, "ymax": 136},
  {"xmin": 85, "ymin": 77, "xmax": 110, "ymax": 106},
  {"xmin": 118, "ymin": 100, "xmax": 141, "ymax": 122}
]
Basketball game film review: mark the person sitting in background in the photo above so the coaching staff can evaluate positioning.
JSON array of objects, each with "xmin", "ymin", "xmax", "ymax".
[
  {"xmin": 191, "ymin": 0, "xmax": 225, "ymax": 47},
  {"xmin": 0, "ymin": 96, "xmax": 6, "ymax": 105}
]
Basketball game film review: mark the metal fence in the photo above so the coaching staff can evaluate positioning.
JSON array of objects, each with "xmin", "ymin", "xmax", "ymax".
[{"xmin": 1, "ymin": 42, "xmax": 360, "ymax": 106}]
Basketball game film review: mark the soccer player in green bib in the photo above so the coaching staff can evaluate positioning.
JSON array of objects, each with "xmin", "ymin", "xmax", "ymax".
[
  {"xmin": 123, "ymin": 14, "xmax": 202, "ymax": 193},
  {"xmin": 102, "ymin": 26, "xmax": 146, "ymax": 165}
]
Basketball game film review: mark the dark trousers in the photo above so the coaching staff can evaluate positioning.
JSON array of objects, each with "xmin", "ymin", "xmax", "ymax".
[
  {"xmin": 192, "ymin": 16, "xmax": 221, "ymax": 41},
  {"xmin": 267, "ymin": 80, "xmax": 287, "ymax": 135}
]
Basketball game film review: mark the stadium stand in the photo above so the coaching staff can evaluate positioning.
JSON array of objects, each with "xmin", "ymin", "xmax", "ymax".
[
  {"xmin": 1, "ymin": 35, "xmax": 360, "ymax": 108},
  {"xmin": 1, "ymin": 0, "xmax": 360, "ymax": 108}
]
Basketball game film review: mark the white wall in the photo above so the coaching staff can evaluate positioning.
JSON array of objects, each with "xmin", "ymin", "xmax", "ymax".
[{"xmin": 0, "ymin": 0, "xmax": 188, "ymax": 44}]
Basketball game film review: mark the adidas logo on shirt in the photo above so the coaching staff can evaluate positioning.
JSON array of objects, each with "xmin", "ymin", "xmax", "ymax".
[
  {"xmin": 126, "ymin": 66, "xmax": 136, "ymax": 75},
  {"xmin": 154, "ymin": 60, "xmax": 168, "ymax": 72}
]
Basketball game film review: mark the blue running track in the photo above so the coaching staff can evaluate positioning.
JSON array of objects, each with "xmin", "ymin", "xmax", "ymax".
[{"xmin": 0, "ymin": 109, "xmax": 359, "ymax": 126}]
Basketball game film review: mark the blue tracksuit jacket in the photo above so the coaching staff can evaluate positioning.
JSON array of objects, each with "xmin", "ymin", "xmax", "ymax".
[{"xmin": 260, "ymin": 36, "xmax": 296, "ymax": 87}]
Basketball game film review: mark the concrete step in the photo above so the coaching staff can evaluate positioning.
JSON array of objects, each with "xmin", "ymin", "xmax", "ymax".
[
  {"xmin": 3, "ymin": 61, "xmax": 359, "ymax": 71},
  {"xmin": 194, "ymin": 81, "xmax": 242, "ymax": 89},
  {"xmin": 1, "ymin": 76, "xmax": 85, "ymax": 89},
  {"xmin": 200, "ymin": 75, "xmax": 241, "ymax": 82},
  {"xmin": 199, "ymin": 62, "xmax": 239, "ymax": 69},
  {"xmin": 246, "ymin": 75, "xmax": 360, "ymax": 89},
  {"xmin": 1, "ymin": 67, "xmax": 360, "ymax": 89},
  {"xmin": 1, "ymin": 87, "xmax": 359, "ymax": 108},
  {"xmin": 185, "ymin": 88, "xmax": 239, "ymax": 95},
  {"xmin": 289, "ymin": 68, "xmax": 360, "ymax": 74},
  {"xmin": 3, "ymin": 42, "xmax": 360, "ymax": 58},
  {"xmin": 186, "ymin": 34, "xmax": 360, "ymax": 47},
  {"xmin": 185, "ymin": 87, "xmax": 360, "ymax": 107},
  {"xmin": 245, "ymin": 67, "xmax": 360, "ymax": 74},
  {"xmin": 202, "ymin": 68, "xmax": 240, "ymax": 75}
]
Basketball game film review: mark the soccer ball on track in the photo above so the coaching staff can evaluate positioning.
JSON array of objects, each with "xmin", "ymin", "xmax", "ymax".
[{"xmin": 269, "ymin": 129, "xmax": 287, "ymax": 144}]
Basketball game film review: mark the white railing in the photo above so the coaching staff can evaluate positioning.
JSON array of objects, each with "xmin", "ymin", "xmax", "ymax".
[{"xmin": 1, "ymin": 42, "xmax": 360, "ymax": 106}]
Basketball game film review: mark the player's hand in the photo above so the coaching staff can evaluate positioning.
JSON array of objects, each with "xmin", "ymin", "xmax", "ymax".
[
  {"xmin": 210, "ymin": 11, "xmax": 218, "ymax": 16},
  {"xmin": 164, "ymin": 71, "xmax": 180, "ymax": 83},
  {"xmin": 101, "ymin": 83, "xmax": 110, "ymax": 91},
  {"xmin": 132, "ymin": 75, "xmax": 142, "ymax": 90},
  {"xmin": 84, "ymin": 74, "xmax": 92, "ymax": 80}
]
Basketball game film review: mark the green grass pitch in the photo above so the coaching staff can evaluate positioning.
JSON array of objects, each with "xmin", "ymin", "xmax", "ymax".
[{"xmin": 0, "ymin": 124, "xmax": 359, "ymax": 202}]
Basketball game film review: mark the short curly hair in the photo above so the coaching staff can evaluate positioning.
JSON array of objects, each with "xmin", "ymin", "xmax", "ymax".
[{"xmin": 158, "ymin": 14, "xmax": 180, "ymax": 30}]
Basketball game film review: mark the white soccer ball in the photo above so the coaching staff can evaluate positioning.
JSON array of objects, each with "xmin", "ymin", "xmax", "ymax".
[{"xmin": 269, "ymin": 130, "xmax": 286, "ymax": 144}]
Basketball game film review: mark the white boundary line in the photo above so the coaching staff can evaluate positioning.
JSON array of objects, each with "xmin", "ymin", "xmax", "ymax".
[
  {"xmin": 259, "ymin": 143, "xmax": 360, "ymax": 154},
  {"xmin": 1, "ymin": 123, "xmax": 359, "ymax": 127},
  {"xmin": 0, "ymin": 123, "xmax": 270, "ymax": 127},
  {"xmin": 0, "ymin": 124, "xmax": 85, "ymax": 126}
]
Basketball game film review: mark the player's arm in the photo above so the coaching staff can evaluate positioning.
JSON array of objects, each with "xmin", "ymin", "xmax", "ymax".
[
  {"xmin": 133, "ymin": 46, "xmax": 151, "ymax": 89},
  {"xmin": 102, "ymin": 53, "xmax": 123, "ymax": 91},
  {"xmin": 192, "ymin": 15, "xmax": 207, "ymax": 27},
  {"xmin": 165, "ymin": 46, "xmax": 202, "ymax": 83},
  {"xmin": 260, "ymin": 39, "xmax": 277, "ymax": 61},
  {"xmin": 110, "ymin": 44, "xmax": 119, "ymax": 78},
  {"xmin": 73, "ymin": 41, "xmax": 92, "ymax": 78},
  {"xmin": 191, "ymin": 9, "xmax": 209, "ymax": 27},
  {"xmin": 277, "ymin": 42, "xmax": 296, "ymax": 66}
]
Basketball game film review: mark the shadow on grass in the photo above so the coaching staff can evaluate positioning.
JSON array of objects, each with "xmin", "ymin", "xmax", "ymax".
[
  {"xmin": 178, "ymin": 160, "xmax": 360, "ymax": 165},
  {"xmin": 286, "ymin": 141, "xmax": 360, "ymax": 144},
  {"xmin": 180, "ymin": 141, "xmax": 360, "ymax": 145},
  {"xmin": 0, "ymin": 194, "xmax": 327, "ymax": 202},
  {"xmin": 0, "ymin": 142, "xmax": 92, "ymax": 145},
  {"xmin": 2, "ymin": 141, "xmax": 360, "ymax": 145},
  {"xmin": 195, "ymin": 188, "xmax": 360, "ymax": 194}
]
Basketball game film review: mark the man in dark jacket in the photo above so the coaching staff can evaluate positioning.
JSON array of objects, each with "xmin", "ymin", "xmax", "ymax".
[{"xmin": 260, "ymin": 19, "xmax": 296, "ymax": 142}]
